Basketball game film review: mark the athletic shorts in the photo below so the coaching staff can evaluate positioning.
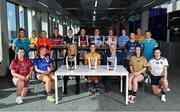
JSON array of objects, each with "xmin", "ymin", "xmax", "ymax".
[
  {"xmin": 150, "ymin": 75, "xmax": 163, "ymax": 86},
  {"xmin": 13, "ymin": 77, "xmax": 29, "ymax": 87}
]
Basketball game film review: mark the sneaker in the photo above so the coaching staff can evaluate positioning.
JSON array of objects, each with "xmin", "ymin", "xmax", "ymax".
[
  {"xmin": 95, "ymin": 90, "xmax": 100, "ymax": 96},
  {"xmin": 161, "ymin": 95, "xmax": 166, "ymax": 102},
  {"xmin": 167, "ymin": 88, "xmax": 171, "ymax": 92},
  {"xmin": 128, "ymin": 95, "xmax": 133, "ymax": 102},
  {"xmin": 87, "ymin": 91, "xmax": 93, "ymax": 96},
  {"xmin": 16, "ymin": 96, "xmax": 23, "ymax": 104},
  {"xmin": 47, "ymin": 96, "xmax": 55, "ymax": 102},
  {"xmin": 129, "ymin": 96, "xmax": 136, "ymax": 103}
]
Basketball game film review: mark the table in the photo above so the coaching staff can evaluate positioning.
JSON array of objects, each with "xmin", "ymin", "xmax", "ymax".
[{"xmin": 55, "ymin": 65, "xmax": 129, "ymax": 105}]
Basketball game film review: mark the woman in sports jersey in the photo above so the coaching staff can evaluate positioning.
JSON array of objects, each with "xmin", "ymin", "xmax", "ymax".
[
  {"xmin": 78, "ymin": 28, "xmax": 89, "ymax": 47},
  {"xmin": 128, "ymin": 45, "xmax": 147, "ymax": 103},
  {"xmin": 33, "ymin": 46, "xmax": 55, "ymax": 102}
]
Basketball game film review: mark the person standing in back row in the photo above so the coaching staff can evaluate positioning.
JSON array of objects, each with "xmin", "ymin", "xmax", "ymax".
[{"xmin": 141, "ymin": 31, "xmax": 158, "ymax": 61}]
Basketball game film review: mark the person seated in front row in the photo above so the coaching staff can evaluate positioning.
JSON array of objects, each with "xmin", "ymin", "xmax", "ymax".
[
  {"xmin": 128, "ymin": 46, "xmax": 147, "ymax": 103},
  {"xmin": 9, "ymin": 48, "xmax": 33, "ymax": 104},
  {"xmin": 148, "ymin": 47, "xmax": 170, "ymax": 102},
  {"xmin": 64, "ymin": 44, "xmax": 80, "ymax": 95},
  {"xmin": 102, "ymin": 43, "xmax": 126, "ymax": 92},
  {"xmin": 33, "ymin": 46, "xmax": 55, "ymax": 103},
  {"xmin": 84, "ymin": 43, "xmax": 101, "ymax": 96}
]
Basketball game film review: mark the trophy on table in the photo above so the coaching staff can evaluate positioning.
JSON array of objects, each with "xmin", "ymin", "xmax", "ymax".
[
  {"xmin": 88, "ymin": 57, "xmax": 97, "ymax": 70},
  {"xmin": 107, "ymin": 56, "xmax": 117, "ymax": 71},
  {"xmin": 66, "ymin": 56, "xmax": 76, "ymax": 70}
]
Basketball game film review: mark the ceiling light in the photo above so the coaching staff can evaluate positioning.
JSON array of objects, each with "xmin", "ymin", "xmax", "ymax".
[
  {"xmin": 94, "ymin": 0, "xmax": 98, "ymax": 7},
  {"xmin": 38, "ymin": 1, "xmax": 48, "ymax": 8},
  {"xmin": 93, "ymin": 11, "xmax": 96, "ymax": 15}
]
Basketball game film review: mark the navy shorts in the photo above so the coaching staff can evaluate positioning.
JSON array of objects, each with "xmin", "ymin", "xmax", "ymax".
[{"xmin": 151, "ymin": 75, "xmax": 163, "ymax": 86}]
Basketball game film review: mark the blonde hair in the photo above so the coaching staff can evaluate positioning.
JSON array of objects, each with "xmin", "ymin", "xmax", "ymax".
[{"xmin": 68, "ymin": 44, "xmax": 77, "ymax": 56}]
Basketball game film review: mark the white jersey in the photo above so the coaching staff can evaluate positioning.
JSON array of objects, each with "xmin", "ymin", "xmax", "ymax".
[{"xmin": 148, "ymin": 57, "xmax": 169, "ymax": 76}]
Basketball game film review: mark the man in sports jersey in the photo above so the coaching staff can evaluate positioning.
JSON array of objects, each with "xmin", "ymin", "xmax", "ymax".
[
  {"xmin": 148, "ymin": 47, "xmax": 169, "ymax": 102},
  {"xmin": 84, "ymin": 43, "xmax": 101, "ymax": 96},
  {"xmin": 141, "ymin": 31, "xmax": 158, "ymax": 61},
  {"xmin": 135, "ymin": 28, "xmax": 144, "ymax": 44},
  {"xmin": 9, "ymin": 48, "xmax": 33, "ymax": 104}
]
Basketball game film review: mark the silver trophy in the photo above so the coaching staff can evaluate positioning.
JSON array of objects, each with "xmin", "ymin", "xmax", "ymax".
[
  {"xmin": 66, "ymin": 56, "xmax": 76, "ymax": 70},
  {"xmin": 107, "ymin": 56, "xmax": 117, "ymax": 71},
  {"xmin": 88, "ymin": 57, "xmax": 97, "ymax": 70}
]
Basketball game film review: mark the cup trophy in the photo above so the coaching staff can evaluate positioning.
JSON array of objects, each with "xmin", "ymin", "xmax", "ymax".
[
  {"xmin": 107, "ymin": 56, "xmax": 117, "ymax": 71},
  {"xmin": 88, "ymin": 57, "xmax": 97, "ymax": 70},
  {"xmin": 66, "ymin": 56, "xmax": 76, "ymax": 70}
]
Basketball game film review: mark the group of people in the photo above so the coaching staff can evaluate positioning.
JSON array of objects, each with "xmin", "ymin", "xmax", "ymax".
[{"xmin": 9, "ymin": 27, "xmax": 170, "ymax": 105}]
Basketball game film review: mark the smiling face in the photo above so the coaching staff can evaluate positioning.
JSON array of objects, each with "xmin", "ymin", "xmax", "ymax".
[
  {"xmin": 18, "ymin": 49, "xmax": 25, "ymax": 58},
  {"xmin": 130, "ymin": 33, "xmax": 135, "ymax": 40},
  {"xmin": 90, "ymin": 44, "xmax": 96, "ymax": 53},
  {"xmin": 145, "ymin": 31, "xmax": 151, "ymax": 38},
  {"xmin": 95, "ymin": 29, "xmax": 100, "ymax": 36},
  {"xmin": 154, "ymin": 49, "xmax": 161, "ymax": 59},
  {"xmin": 41, "ymin": 31, "xmax": 47, "ymax": 38},
  {"xmin": 137, "ymin": 28, "xmax": 142, "ymax": 35},
  {"xmin": 109, "ymin": 30, "xmax": 113, "ymax": 36},
  {"xmin": 80, "ymin": 29, "xmax": 86, "ymax": 35},
  {"xmin": 135, "ymin": 47, "xmax": 141, "ymax": 56},
  {"xmin": 69, "ymin": 44, "xmax": 75, "ymax": 54},
  {"xmin": 54, "ymin": 29, "xmax": 59, "ymax": 36},
  {"xmin": 40, "ymin": 47, "xmax": 47, "ymax": 56},
  {"xmin": 121, "ymin": 29, "xmax": 126, "ymax": 35},
  {"xmin": 109, "ymin": 44, "xmax": 116, "ymax": 54}
]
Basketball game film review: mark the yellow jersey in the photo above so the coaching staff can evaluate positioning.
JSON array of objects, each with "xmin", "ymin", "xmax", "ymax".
[
  {"xmin": 84, "ymin": 52, "xmax": 101, "ymax": 65},
  {"xmin": 135, "ymin": 34, "xmax": 144, "ymax": 43}
]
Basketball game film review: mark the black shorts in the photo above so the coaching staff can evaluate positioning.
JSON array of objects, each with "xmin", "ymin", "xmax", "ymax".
[{"xmin": 151, "ymin": 75, "xmax": 163, "ymax": 86}]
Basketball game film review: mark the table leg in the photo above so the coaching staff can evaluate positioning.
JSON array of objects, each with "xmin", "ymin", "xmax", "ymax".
[
  {"xmin": 55, "ymin": 74, "xmax": 58, "ymax": 104},
  {"xmin": 120, "ymin": 76, "xmax": 123, "ymax": 92},
  {"xmin": 62, "ymin": 76, "xmax": 64, "ymax": 93},
  {"xmin": 125, "ymin": 75, "xmax": 128, "ymax": 105}
]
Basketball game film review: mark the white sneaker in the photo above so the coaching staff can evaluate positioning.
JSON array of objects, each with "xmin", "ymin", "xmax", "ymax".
[
  {"xmin": 129, "ymin": 96, "xmax": 136, "ymax": 103},
  {"xmin": 16, "ymin": 96, "xmax": 23, "ymax": 104},
  {"xmin": 167, "ymin": 88, "xmax": 171, "ymax": 92},
  {"xmin": 161, "ymin": 95, "xmax": 166, "ymax": 102}
]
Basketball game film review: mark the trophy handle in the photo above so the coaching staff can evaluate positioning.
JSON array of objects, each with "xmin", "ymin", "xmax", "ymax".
[{"xmin": 66, "ymin": 56, "xmax": 68, "ymax": 69}]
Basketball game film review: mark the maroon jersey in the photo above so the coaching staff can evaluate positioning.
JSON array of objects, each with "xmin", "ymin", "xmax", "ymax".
[
  {"xmin": 51, "ymin": 34, "xmax": 64, "ymax": 46},
  {"xmin": 9, "ymin": 58, "xmax": 32, "ymax": 77},
  {"xmin": 79, "ymin": 35, "xmax": 88, "ymax": 46}
]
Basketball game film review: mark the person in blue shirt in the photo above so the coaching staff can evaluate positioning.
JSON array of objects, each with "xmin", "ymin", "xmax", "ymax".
[
  {"xmin": 33, "ymin": 46, "xmax": 55, "ymax": 103},
  {"xmin": 12, "ymin": 28, "xmax": 30, "ymax": 57},
  {"xmin": 125, "ymin": 32, "xmax": 139, "ymax": 61},
  {"xmin": 141, "ymin": 31, "xmax": 158, "ymax": 61},
  {"xmin": 117, "ymin": 29, "xmax": 130, "ymax": 49},
  {"xmin": 102, "ymin": 43, "xmax": 126, "ymax": 92}
]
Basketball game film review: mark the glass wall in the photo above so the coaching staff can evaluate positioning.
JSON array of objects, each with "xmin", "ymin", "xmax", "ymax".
[
  {"xmin": 7, "ymin": 2, "xmax": 16, "ymax": 40},
  {"xmin": 41, "ymin": 13, "xmax": 48, "ymax": 36},
  {"xmin": 0, "ymin": 3, "xmax": 2, "ymax": 62},
  {"xmin": 27, "ymin": 9, "xmax": 32, "ymax": 38},
  {"xmin": 19, "ymin": 5, "xmax": 25, "ymax": 28}
]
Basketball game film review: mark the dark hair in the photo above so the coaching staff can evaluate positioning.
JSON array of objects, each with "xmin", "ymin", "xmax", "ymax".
[
  {"xmin": 135, "ymin": 45, "xmax": 143, "ymax": 57},
  {"xmin": 18, "ymin": 47, "xmax": 25, "ymax": 52},
  {"xmin": 121, "ymin": 29, "xmax": 126, "ymax": 31},
  {"xmin": 54, "ymin": 27, "xmax": 59, "ymax": 31},
  {"xmin": 153, "ymin": 47, "xmax": 161, "ymax": 53},
  {"xmin": 68, "ymin": 28, "xmax": 73, "ymax": 32},
  {"xmin": 145, "ymin": 30, "xmax": 151, "ymax": 33},
  {"xmin": 90, "ymin": 43, "xmax": 96, "ymax": 47}
]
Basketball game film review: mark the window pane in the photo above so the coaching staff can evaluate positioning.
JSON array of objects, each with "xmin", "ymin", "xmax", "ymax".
[
  {"xmin": 27, "ymin": 9, "xmax": 32, "ymax": 38},
  {"xmin": 19, "ymin": 5, "xmax": 25, "ymax": 28},
  {"xmin": 41, "ymin": 13, "xmax": 48, "ymax": 36},
  {"xmin": 0, "ymin": 5, "xmax": 2, "ymax": 62},
  {"xmin": 7, "ymin": 2, "xmax": 16, "ymax": 40}
]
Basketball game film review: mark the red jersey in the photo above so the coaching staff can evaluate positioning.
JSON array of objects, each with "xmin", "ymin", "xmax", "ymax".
[
  {"xmin": 9, "ymin": 58, "xmax": 32, "ymax": 77},
  {"xmin": 36, "ymin": 37, "xmax": 52, "ymax": 54},
  {"xmin": 51, "ymin": 34, "xmax": 64, "ymax": 46}
]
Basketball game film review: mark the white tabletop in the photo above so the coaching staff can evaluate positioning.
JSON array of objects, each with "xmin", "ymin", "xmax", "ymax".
[{"xmin": 55, "ymin": 65, "xmax": 129, "ymax": 76}]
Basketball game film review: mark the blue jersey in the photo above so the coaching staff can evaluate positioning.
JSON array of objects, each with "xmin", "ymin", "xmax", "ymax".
[
  {"xmin": 12, "ymin": 38, "xmax": 30, "ymax": 57},
  {"xmin": 141, "ymin": 38, "xmax": 157, "ymax": 61},
  {"xmin": 33, "ymin": 56, "xmax": 52, "ymax": 74},
  {"xmin": 117, "ymin": 35, "xmax": 129, "ymax": 47},
  {"xmin": 125, "ymin": 40, "xmax": 139, "ymax": 60}
]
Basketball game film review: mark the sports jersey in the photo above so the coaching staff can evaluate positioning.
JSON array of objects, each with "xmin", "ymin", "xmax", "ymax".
[
  {"xmin": 125, "ymin": 40, "xmax": 139, "ymax": 60},
  {"xmin": 135, "ymin": 34, "xmax": 144, "ymax": 43},
  {"xmin": 36, "ymin": 37, "xmax": 52, "ymax": 54},
  {"xmin": 51, "ymin": 34, "xmax": 64, "ymax": 46},
  {"xmin": 29, "ymin": 36, "xmax": 37, "ymax": 46},
  {"xmin": 106, "ymin": 36, "xmax": 117, "ymax": 46},
  {"xmin": 117, "ymin": 35, "xmax": 129, "ymax": 47},
  {"xmin": 148, "ymin": 57, "xmax": 168, "ymax": 76},
  {"xmin": 9, "ymin": 58, "xmax": 32, "ymax": 77},
  {"xmin": 130, "ymin": 56, "xmax": 147, "ymax": 73},
  {"xmin": 94, "ymin": 35, "xmax": 103, "ymax": 46},
  {"xmin": 33, "ymin": 56, "xmax": 52, "ymax": 74},
  {"xmin": 84, "ymin": 52, "xmax": 101, "ymax": 65},
  {"xmin": 141, "ymin": 38, "xmax": 157, "ymax": 61},
  {"xmin": 64, "ymin": 35, "xmax": 75, "ymax": 44},
  {"xmin": 12, "ymin": 38, "xmax": 30, "ymax": 57},
  {"xmin": 78, "ymin": 35, "xmax": 88, "ymax": 46}
]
